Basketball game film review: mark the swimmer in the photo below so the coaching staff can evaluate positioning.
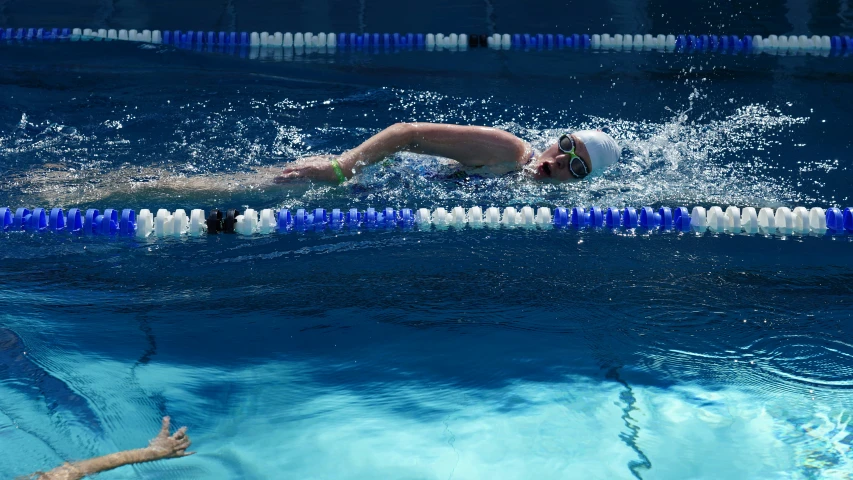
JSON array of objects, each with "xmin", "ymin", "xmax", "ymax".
[
  {"xmin": 274, "ymin": 122, "xmax": 621, "ymax": 184},
  {"xmin": 13, "ymin": 122, "xmax": 621, "ymax": 205},
  {"xmin": 21, "ymin": 416, "xmax": 192, "ymax": 480}
]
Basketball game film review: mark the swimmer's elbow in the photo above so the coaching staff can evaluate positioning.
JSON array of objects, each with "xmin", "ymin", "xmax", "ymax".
[{"xmin": 388, "ymin": 122, "xmax": 416, "ymax": 149}]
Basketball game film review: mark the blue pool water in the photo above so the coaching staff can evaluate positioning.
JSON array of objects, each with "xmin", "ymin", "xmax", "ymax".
[{"xmin": 2, "ymin": 2, "xmax": 853, "ymax": 478}]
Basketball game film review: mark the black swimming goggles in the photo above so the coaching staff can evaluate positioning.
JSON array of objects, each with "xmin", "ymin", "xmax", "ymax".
[{"xmin": 558, "ymin": 134, "xmax": 590, "ymax": 179}]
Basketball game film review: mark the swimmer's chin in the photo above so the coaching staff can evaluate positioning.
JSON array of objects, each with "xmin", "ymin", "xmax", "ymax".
[{"xmin": 522, "ymin": 163, "xmax": 548, "ymax": 182}]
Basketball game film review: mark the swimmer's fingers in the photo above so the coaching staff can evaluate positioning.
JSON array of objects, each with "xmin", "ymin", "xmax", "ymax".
[
  {"xmin": 275, "ymin": 162, "xmax": 340, "ymax": 184},
  {"xmin": 274, "ymin": 172, "xmax": 308, "ymax": 184},
  {"xmin": 158, "ymin": 416, "xmax": 172, "ymax": 438},
  {"xmin": 277, "ymin": 164, "xmax": 310, "ymax": 179},
  {"xmin": 294, "ymin": 154, "xmax": 336, "ymax": 163},
  {"xmin": 172, "ymin": 427, "xmax": 194, "ymax": 457},
  {"xmin": 148, "ymin": 417, "xmax": 195, "ymax": 458}
]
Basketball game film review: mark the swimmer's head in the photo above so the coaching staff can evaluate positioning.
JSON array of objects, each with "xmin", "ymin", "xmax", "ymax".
[{"xmin": 529, "ymin": 130, "xmax": 621, "ymax": 182}]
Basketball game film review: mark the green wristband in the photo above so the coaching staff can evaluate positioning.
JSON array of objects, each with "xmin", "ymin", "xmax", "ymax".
[{"xmin": 330, "ymin": 158, "xmax": 347, "ymax": 184}]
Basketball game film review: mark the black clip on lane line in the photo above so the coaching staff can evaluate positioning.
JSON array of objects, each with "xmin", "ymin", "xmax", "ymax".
[
  {"xmin": 223, "ymin": 209, "xmax": 240, "ymax": 234},
  {"xmin": 206, "ymin": 209, "xmax": 223, "ymax": 234}
]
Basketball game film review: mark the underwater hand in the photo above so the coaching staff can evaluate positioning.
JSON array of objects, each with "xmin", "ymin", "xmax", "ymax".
[
  {"xmin": 147, "ymin": 416, "xmax": 194, "ymax": 459},
  {"xmin": 274, "ymin": 155, "xmax": 342, "ymax": 183}
]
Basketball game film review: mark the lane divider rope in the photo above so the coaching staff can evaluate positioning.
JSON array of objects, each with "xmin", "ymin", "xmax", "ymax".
[
  {"xmin": 1, "ymin": 205, "xmax": 851, "ymax": 238},
  {"xmin": 1, "ymin": 28, "xmax": 850, "ymax": 56}
]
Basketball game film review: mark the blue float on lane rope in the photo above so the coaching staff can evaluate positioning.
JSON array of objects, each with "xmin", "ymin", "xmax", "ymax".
[{"xmin": 674, "ymin": 207, "xmax": 691, "ymax": 232}]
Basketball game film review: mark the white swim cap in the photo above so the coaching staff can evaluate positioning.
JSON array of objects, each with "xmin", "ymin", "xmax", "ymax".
[{"xmin": 573, "ymin": 130, "xmax": 621, "ymax": 173}]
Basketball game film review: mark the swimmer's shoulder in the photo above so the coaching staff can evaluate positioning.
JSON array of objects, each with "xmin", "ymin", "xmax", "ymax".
[{"xmin": 520, "ymin": 142, "xmax": 537, "ymax": 166}]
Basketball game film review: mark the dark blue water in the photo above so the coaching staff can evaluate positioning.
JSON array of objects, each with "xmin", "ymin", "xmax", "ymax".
[
  {"xmin": 2, "ymin": 2, "xmax": 853, "ymax": 478},
  {"xmin": 3, "ymin": 0, "xmax": 853, "ymax": 36}
]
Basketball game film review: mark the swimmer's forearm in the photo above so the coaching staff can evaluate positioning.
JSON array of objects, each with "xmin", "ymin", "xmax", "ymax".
[
  {"xmin": 28, "ymin": 417, "xmax": 192, "ymax": 480},
  {"xmin": 36, "ymin": 448, "xmax": 166, "ymax": 480},
  {"xmin": 336, "ymin": 122, "xmax": 528, "ymax": 178}
]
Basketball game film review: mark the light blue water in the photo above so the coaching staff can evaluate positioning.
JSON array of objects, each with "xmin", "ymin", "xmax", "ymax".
[{"xmin": 2, "ymin": 15, "xmax": 853, "ymax": 480}]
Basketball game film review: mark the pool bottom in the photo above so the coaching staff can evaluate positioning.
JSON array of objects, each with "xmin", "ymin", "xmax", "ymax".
[{"xmin": 1, "ymin": 344, "xmax": 849, "ymax": 480}]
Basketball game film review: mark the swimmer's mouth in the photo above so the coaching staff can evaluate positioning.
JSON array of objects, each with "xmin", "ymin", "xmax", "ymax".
[{"xmin": 540, "ymin": 162, "xmax": 551, "ymax": 177}]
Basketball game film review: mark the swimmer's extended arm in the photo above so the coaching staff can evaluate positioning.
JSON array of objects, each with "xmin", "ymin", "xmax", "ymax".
[
  {"xmin": 276, "ymin": 122, "xmax": 529, "ymax": 182},
  {"xmin": 26, "ymin": 417, "xmax": 193, "ymax": 480}
]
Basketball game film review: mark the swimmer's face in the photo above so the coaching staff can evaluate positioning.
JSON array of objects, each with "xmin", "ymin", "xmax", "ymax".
[{"xmin": 530, "ymin": 134, "xmax": 592, "ymax": 182}]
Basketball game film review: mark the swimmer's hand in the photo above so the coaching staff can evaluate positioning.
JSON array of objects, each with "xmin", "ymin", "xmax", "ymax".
[
  {"xmin": 28, "ymin": 416, "xmax": 193, "ymax": 480},
  {"xmin": 148, "ymin": 416, "xmax": 194, "ymax": 459},
  {"xmin": 274, "ymin": 155, "xmax": 343, "ymax": 183}
]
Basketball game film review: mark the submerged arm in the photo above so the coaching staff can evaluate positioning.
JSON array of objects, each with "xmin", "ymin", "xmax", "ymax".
[
  {"xmin": 29, "ymin": 417, "xmax": 192, "ymax": 480},
  {"xmin": 277, "ymin": 122, "xmax": 530, "ymax": 182}
]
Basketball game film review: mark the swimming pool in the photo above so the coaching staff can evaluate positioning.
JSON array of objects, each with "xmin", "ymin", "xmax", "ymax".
[{"xmin": 2, "ymin": 2, "xmax": 853, "ymax": 478}]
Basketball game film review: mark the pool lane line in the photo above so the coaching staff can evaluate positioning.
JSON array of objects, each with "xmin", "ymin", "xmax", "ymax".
[
  {"xmin": 1, "ymin": 205, "xmax": 851, "ymax": 238},
  {"xmin": 1, "ymin": 28, "xmax": 851, "ymax": 57}
]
